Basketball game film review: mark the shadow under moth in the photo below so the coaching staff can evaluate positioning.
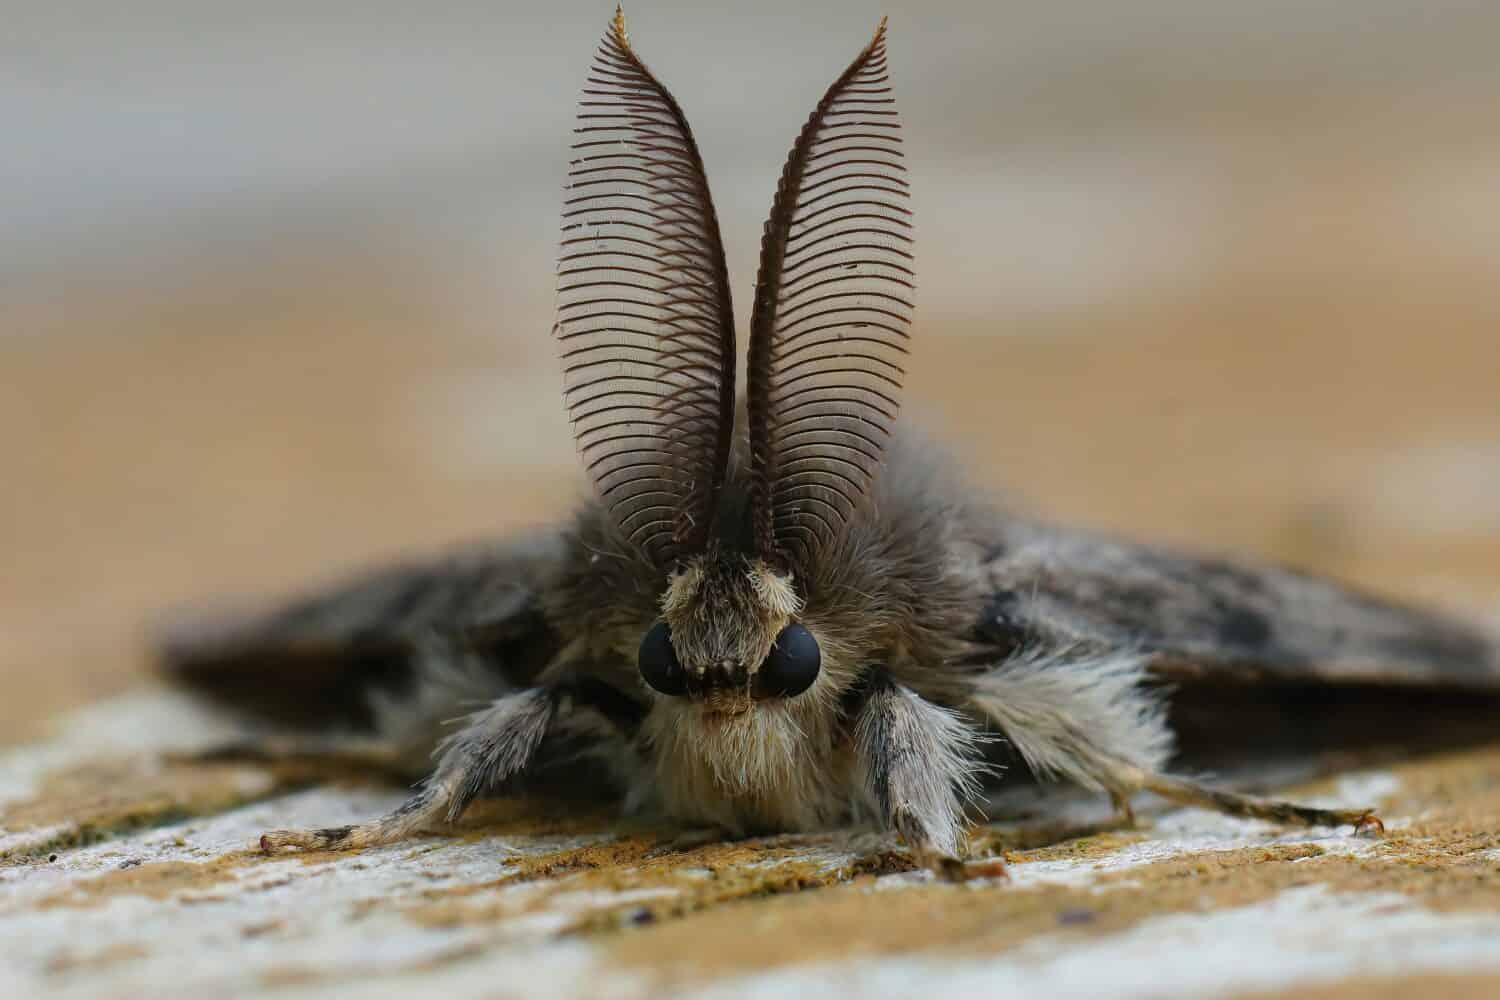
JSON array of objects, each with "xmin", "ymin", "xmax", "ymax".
[{"xmin": 164, "ymin": 9, "xmax": 1500, "ymax": 878}]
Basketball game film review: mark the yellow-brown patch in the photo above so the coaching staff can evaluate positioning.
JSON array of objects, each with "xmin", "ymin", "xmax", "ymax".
[
  {"xmin": 1235, "ymin": 970, "xmax": 1500, "ymax": 1000},
  {"xmin": 0, "ymin": 760, "xmax": 279, "ymax": 859},
  {"xmin": 451, "ymin": 793, "xmax": 622, "ymax": 841},
  {"xmin": 38, "ymin": 853, "xmax": 259, "ymax": 910},
  {"xmin": 43, "ymin": 941, "xmax": 149, "ymax": 975},
  {"xmin": 595, "ymin": 746, "xmax": 1500, "ymax": 986},
  {"xmin": 401, "ymin": 831, "xmax": 915, "ymax": 934}
]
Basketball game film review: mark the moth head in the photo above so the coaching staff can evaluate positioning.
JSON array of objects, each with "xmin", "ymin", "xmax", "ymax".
[
  {"xmin": 557, "ymin": 8, "xmax": 910, "ymax": 703},
  {"xmin": 634, "ymin": 550, "xmax": 820, "ymax": 704}
]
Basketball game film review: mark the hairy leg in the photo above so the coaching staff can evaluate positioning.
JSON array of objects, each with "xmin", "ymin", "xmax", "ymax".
[
  {"xmin": 259, "ymin": 687, "xmax": 558, "ymax": 852},
  {"xmin": 969, "ymin": 647, "xmax": 1381, "ymax": 834},
  {"xmin": 852, "ymin": 673, "xmax": 999, "ymax": 879}
]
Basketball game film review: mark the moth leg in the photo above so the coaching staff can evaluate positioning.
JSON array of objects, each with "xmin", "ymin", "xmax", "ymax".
[
  {"xmin": 852, "ymin": 672, "xmax": 997, "ymax": 880},
  {"xmin": 968, "ymin": 646, "xmax": 1175, "ymax": 822},
  {"xmin": 259, "ymin": 686, "xmax": 558, "ymax": 853},
  {"xmin": 968, "ymin": 647, "xmax": 1382, "ymax": 835},
  {"xmin": 1133, "ymin": 770, "xmax": 1384, "ymax": 834},
  {"xmin": 1109, "ymin": 790, "xmax": 1138, "ymax": 828}
]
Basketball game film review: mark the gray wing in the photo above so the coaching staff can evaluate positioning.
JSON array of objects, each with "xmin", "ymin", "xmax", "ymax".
[
  {"xmin": 159, "ymin": 531, "xmax": 570, "ymax": 730},
  {"xmin": 976, "ymin": 519, "xmax": 1500, "ymax": 692}
]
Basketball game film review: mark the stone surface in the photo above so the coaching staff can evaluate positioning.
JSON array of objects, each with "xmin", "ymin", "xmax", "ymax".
[{"xmin": 4, "ymin": 690, "xmax": 1500, "ymax": 999}]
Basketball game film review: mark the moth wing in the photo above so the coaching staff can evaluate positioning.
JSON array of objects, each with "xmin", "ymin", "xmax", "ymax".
[
  {"xmin": 158, "ymin": 531, "xmax": 569, "ymax": 730},
  {"xmin": 978, "ymin": 519, "xmax": 1500, "ymax": 692}
]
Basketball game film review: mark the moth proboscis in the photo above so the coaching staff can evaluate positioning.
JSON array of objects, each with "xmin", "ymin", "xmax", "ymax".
[{"xmin": 162, "ymin": 8, "xmax": 1500, "ymax": 879}]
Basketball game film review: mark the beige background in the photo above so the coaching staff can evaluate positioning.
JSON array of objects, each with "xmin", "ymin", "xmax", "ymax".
[{"xmin": 5, "ymin": 0, "xmax": 1500, "ymax": 739}]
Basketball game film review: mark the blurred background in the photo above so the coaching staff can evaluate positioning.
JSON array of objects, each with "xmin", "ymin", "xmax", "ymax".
[{"xmin": 5, "ymin": 0, "xmax": 1499, "ymax": 741}]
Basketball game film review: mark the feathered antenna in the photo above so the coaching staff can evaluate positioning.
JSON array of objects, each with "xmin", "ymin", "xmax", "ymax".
[
  {"xmin": 745, "ymin": 18, "xmax": 914, "ymax": 569},
  {"xmin": 554, "ymin": 6, "xmax": 738, "ymax": 566}
]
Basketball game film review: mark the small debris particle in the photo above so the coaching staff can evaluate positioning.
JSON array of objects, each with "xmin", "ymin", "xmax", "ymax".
[{"xmin": 241, "ymin": 919, "xmax": 285, "ymax": 939}]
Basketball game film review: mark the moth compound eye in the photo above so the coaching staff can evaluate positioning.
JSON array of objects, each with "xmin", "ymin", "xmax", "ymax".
[
  {"xmin": 757, "ymin": 623, "xmax": 821, "ymax": 698},
  {"xmin": 638, "ymin": 621, "xmax": 687, "ymax": 696}
]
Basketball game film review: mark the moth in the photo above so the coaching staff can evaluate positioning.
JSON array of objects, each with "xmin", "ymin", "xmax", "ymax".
[{"xmin": 165, "ymin": 10, "xmax": 1500, "ymax": 878}]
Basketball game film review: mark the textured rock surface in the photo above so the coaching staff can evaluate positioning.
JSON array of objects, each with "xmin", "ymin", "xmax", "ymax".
[{"xmin": 5, "ymin": 690, "xmax": 1500, "ymax": 999}]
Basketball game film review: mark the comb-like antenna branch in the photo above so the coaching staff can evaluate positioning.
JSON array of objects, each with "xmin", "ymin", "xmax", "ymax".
[
  {"xmin": 554, "ymin": 7, "xmax": 737, "ymax": 567},
  {"xmin": 745, "ymin": 18, "xmax": 913, "ymax": 569}
]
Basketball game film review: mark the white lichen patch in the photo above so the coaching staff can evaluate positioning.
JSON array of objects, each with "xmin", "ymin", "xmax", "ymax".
[
  {"xmin": 7, "ymin": 688, "xmax": 1494, "ymax": 1000},
  {"xmin": 0, "ymin": 786, "xmax": 640, "ymax": 998},
  {"xmin": 688, "ymin": 886, "xmax": 1500, "ymax": 1000},
  {"xmin": 998, "ymin": 769, "xmax": 1402, "ymax": 889}
]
